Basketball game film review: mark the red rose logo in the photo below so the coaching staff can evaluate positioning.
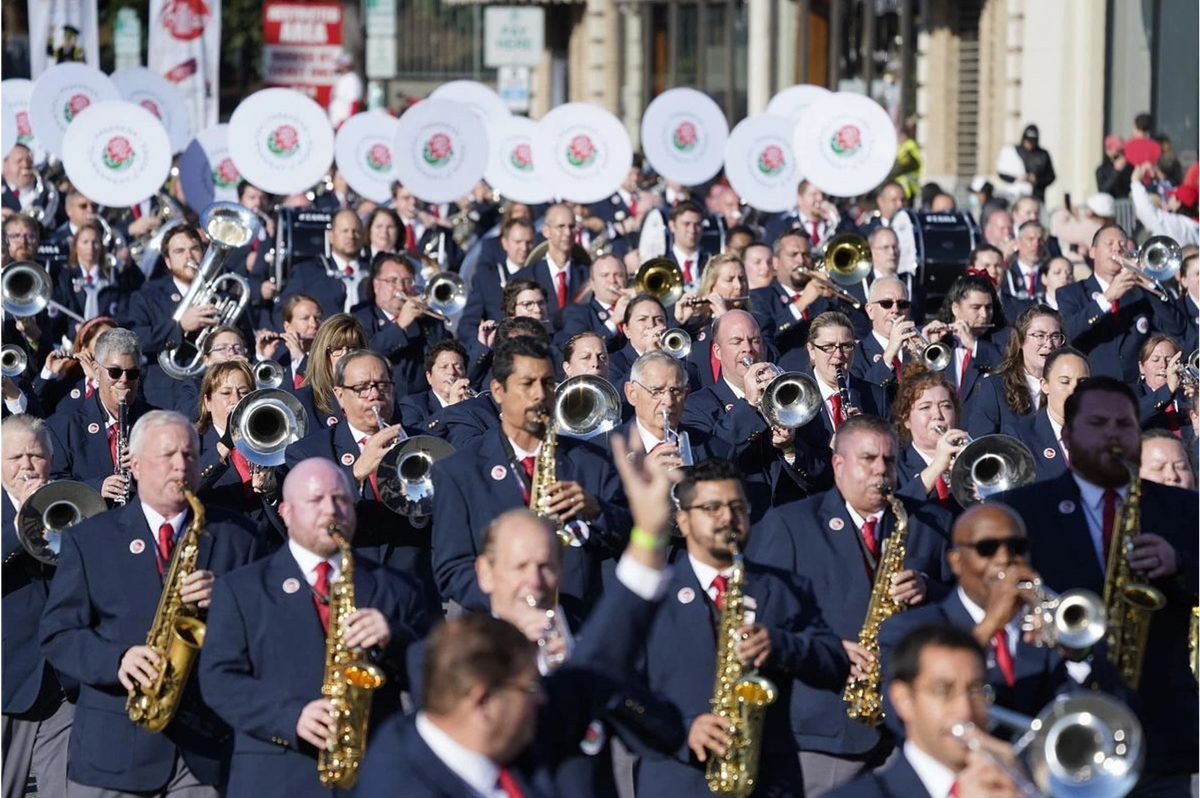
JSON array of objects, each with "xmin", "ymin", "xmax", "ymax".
[
  {"xmin": 102, "ymin": 136, "xmax": 135, "ymax": 171},
  {"xmin": 566, "ymin": 134, "xmax": 596, "ymax": 168},
  {"xmin": 139, "ymin": 99, "xmax": 162, "ymax": 119},
  {"xmin": 830, "ymin": 124, "xmax": 862, "ymax": 157},
  {"xmin": 757, "ymin": 145, "xmax": 785, "ymax": 176},
  {"xmin": 509, "ymin": 143, "xmax": 533, "ymax": 172},
  {"xmin": 15, "ymin": 111, "xmax": 31, "ymax": 141},
  {"xmin": 212, "ymin": 157, "xmax": 239, "ymax": 188},
  {"xmin": 366, "ymin": 143, "xmax": 392, "ymax": 172},
  {"xmin": 672, "ymin": 121, "xmax": 698, "ymax": 152},
  {"xmin": 63, "ymin": 94, "xmax": 91, "ymax": 123},
  {"xmin": 267, "ymin": 124, "xmax": 300, "ymax": 157},
  {"xmin": 160, "ymin": 0, "xmax": 210, "ymax": 41},
  {"xmin": 422, "ymin": 133, "xmax": 454, "ymax": 167}
]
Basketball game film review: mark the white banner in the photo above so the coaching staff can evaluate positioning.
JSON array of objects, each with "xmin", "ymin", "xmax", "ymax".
[
  {"xmin": 27, "ymin": 0, "xmax": 100, "ymax": 78},
  {"xmin": 148, "ymin": 0, "xmax": 222, "ymax": 136}
]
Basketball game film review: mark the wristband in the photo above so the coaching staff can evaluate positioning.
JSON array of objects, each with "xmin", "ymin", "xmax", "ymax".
[{"xmin": 630, "ymin": 525, "xmax": 665, "ymax": 553}]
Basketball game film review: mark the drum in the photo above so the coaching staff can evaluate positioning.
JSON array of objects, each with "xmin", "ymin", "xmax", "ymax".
[
  {"xmin": 892, "ymin": 209, "xmax": 980, "ymax": 313},
  {"xmin": 273, "ymin": 208, "xmax": 332, "ymax": 286}
]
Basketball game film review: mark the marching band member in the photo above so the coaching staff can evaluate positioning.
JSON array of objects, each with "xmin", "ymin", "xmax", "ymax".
[
  {"xmin": 851, "ymin": 275, "xmax": 935, "ymax": 394},
  {"xmin": 1139, "ymin": 428, "xmax": 1196, "ymax": 490},
  {"xmin": 34, "ymin": 315, "xmax": 114, "ymax": 418},
  {"xmin": 1037, "ymin": 255, "xmax": 1075, "ymax": 310},
  {"xmin": 515, "ymin": 204, "xmax": 589, "ymax": 330},
  {"xmin": 430, "ymin": 336, "xmax": 628, "ymax": 625},
  {"xmin": 364, "ymin": 206, "xmax": 403, "ymax": 261},
  {"xmin": 4, "ymin": 212, "xmax": 42, "ymax": 263},
  {"xmin": 994, "ymin": 377, "xmax": 1198, "ymax": 793},
  {"xmin": 40, "ymin": 410, "xmax": 264, "ymax": 798},
  {"xmin": 229, "ymin": 180, "xmax": 277, "ymax": 320},
  {"xmin": 1056, "ymin": 223, "xmax": 1190, "ymax": 384},
  {"xmin": 927, "ymin": 273, "xmax": 1005, "ymax": 405},
  {"xmin": 52, "ymin": 220, "xmax": 136, "ymax": 330},
  {"xmin": 193, "ymin": 361, "xmax": 272, "ymax": 520},
  {"xmin": 47, "ymin": 328, "xmax": 155, "ymax": 501},
  {"xmin": 964, "ymin": 244, "xmax": 1008, "ymax": 293},
  {"xmin": 750, "ymin": 415, "xmax": 953, "ymax": 795},
  {"xmin": 556, "ymin": 254, "xmax": 633, "ymax": 350},
  {"xmin": 561, "ymin": 331, "xmax": 612, "ymax": 380},
  {"xmin": 635, "ymin": 457, "xmax": 847, "ymax": 796},
  {"xmin": 843, "ymin": 227, "xmax": 927, "ymax": 330},
  {"xmin": 198, "ymin": 456, "xmax": 429, "ymax": 797},
  {"xmin": 390, "ymin": 181, "xmax": 464, "ymax": 271},
  {"xmin": 825, "ymin": 625, "xmax": 1022, "ymax": 798},
  {"xmin": 292, "ymin": 313, "xmax": 369, "ymax": 432},
  {"xmin": 999, "ymin": 220, "xmax": 1050, "ymax": 319},
  {"xmin": 464, "ymin": 279, "xmax": 551, "ymax": 391},
  {"xmin": 857, "ymin": 182, "xmax": 907, "ymax": 237},
  {"xmin": 2, "ymin": 415, "xmax": 72, "ymax": 798},
  {"xmin": 1, "ymin": 144, "xmax": 37, "ymax": 218},
  {"xmin": 46, "ymin": 191, "xmax": 99, "ymax": 247},
  {"xmin": 664, "ymin": 201, "xmax": 711, "ymax": 292},
  {"xmin": 1177, "ymin": 251, "xmax": 1198, "ymax": 354},
  {"xmin": 458, "ymin": 217, "xmax": 536, "ymax": 345},
  {"xmin": 749, "ymin": 231, "xmax": 855, "ymax": 354},
  {"xmin": 966, "ymin": 305, "xmax": 1064, "ymax": 437},
  {"xmin": 607, "ymin": 294, "xmax": 671, "ymax": 391},
  {"xmin": 256, "ymin": 293, "xmax": 323, "ymax": 391},
  {"xmin": 397, "ymin": 339, "xmax": 471, "ymax": 428},
  {"xmin": 279, "ymin": 209, "xmax": 370, "ymax": 319},
  {"xmin": 891, "ymin": 369, "xmax": 965, "ymax": 511},
  {"xmin": 742, "ymin": 241, "xmax": 775, "ymax": 290},
  {"xmin": 673, "ymin": 252, "xmax": 758, "ymax": 389},
  {"xmin": 1134, "ymin": 334, "xmax": 1192, "ymax": 437},
  {"xmin": 1009, "ymin": 347, "xmax": 1090, "ymax": 482},
  {"xmin": 763, "ymin": 179, "xmax": 849, "ymax": 247},
  {"xmin": 352, "ymin": 252, "xmax": 449, "ymax": 396}
]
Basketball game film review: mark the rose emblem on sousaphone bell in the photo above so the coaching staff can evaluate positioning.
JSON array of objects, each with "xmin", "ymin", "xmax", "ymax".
[
  {"xmin": 267, "ymin": 124, "xmax": 300, "ymax": 157},
  {"xmin": 212, "ymin": 157, "xmax": 239, "ymax": 188},
  {"xmin": 830, "ymin": 124, "xmax": 862, "ymax": 157},
  {"xmin": 757, "ymin": 144, "xmax": 785, "ymax": 176},
  {"xmin": 422, "ymin": 133, "xmax": 454, "ymax": 167},
  {"xmin": 64, "ymin": 94, "xmax": 91, "ymax": 123},
  {"xmin": 15, "ymin": 111, "xmax": 31, "ymax": 142},
  {"xmin": 672, "ymin": 121, "xmax": 698, "ymax": 152},
  {"xmin": 366, "ymin": 143, "xmax": 392, "ymax": 172},
  {"xmin": 509, "ymin": 143, "xmax": 533, "ymax": 172},
  {"xmin": 102, "ymin": 136, "xmax": 135, "ymax": 171},
  {"xmin": 566, "ymin": 134, "xmax": 596, "ymax": 168}
]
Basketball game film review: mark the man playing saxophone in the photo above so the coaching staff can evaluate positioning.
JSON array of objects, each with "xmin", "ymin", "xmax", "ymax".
[
  {"xmin": 40, "ymin": 411, "xmax": 263, "ymax": 798},
  {"xmin": 199, "ymin": 457, "xmax": 430, "ymax": 797}
]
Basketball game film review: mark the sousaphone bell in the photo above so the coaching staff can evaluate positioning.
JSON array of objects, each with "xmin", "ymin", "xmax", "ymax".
[
  {"xmin": 949, "ymin": 433, "xmax": 1036, "ymax": 506},
  {"xmin": 17, "ymin": 480, "xmax": 107, "ymax": 565},
  {"xmin": 377, "ymin": 435, "xmax": 455, "ymax": 518},
  {"xmin": 228, "ymin": 388, "xmax": 309, "ymax": 467}
]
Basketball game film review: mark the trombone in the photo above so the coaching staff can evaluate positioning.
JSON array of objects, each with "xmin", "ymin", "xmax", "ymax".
[
  {"xmin": 806, "ymin": 232, "xmax": 873, "ymax": 310},
  {"xmin": 16, "ymin": 480, "xmax": 107, "ymax": 565},
  {"xmin": 635, "ymin": 258, "xmax": 684, "ymax": 307},
  {"xmin": 1113, "ymin": 235, "xmax": 1182, "ymax": 302},
  {"xmin": 554, "ymin": 375, "xmax": 621, "ymax": 439},
  {"xmin": 2, "ymin": 261, "xmax": 86, "ymax": 323},
  {"xmin": 942, "ymin": 431, "xmax": 1037, "ymax": 505},
  {"xmin": 376, "ymin": 435, "xmax": 456, "ymax": 518},
  {"xmin": 2, "ymin": 345, "xmax": 27, "ymax": 379}
]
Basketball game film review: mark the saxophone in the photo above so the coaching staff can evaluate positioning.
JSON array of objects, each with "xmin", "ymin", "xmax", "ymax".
[
  {"xmin": 706, "ymin": 535, "xmax": 778, "ymax": 798},
  {"xmin": 126, "ymin": 483, "xmax": 208, "ymax": 732},
  {"xmin": 317, "ymin": 523, "xmax": 386, "ymax": 789},
  {"xmin": 842, "ymin": 486, "xmax": 909, "ymax": 726},
  {"xmin": 529, "ymin": 412, "xmax": 573, "ymax": 546},
  {"xmin": 1102, "ymin": 449, "xmax": 1166, "ymax": 689}
]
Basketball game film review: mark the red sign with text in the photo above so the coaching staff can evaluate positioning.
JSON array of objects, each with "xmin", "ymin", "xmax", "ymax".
[{"xmin": 262, "ymin": 1, "xmax": 342, "ymax": 107}]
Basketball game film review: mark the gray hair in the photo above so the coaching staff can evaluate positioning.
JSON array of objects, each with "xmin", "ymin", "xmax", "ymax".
[
  {"xmin": 868, "ymin": 275, "xmax": 908, "ymax": 302},
  {"xmin": 332, "ymin": 348, "xmax": 388, "ymax": 387},
  {"xmin": 128, "ymin": 410, "xmax": 199, "ymax": 457},
  {"xmin": 867, "ymin": 226, "xmax": 898, "ymax": 247},
  {"xmin": 93, "ymin": 328, "xmax": 140, "ymax": 365},
  {"xmin": 1, "ymin": 413, "xmax": 54, "ymax": 458},
  {"xmin": 629, "ymin": 350, "xmax": 685, "ymax": 386}
]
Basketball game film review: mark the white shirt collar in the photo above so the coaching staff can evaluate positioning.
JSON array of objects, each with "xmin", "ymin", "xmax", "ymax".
[
  {"xmin": 432, "ymin": 389, "xmax": 451, "ymax": 409},
  {"xmin": 332, "ymin": 251, "xmax": 355, "ymax": 274},
  {"xmin": 415, "ymin": 712, "xmax": 502, "ymax": 798},
  {"xmin": 1047, "ymin": 412, "xmax": 1064, "ymax": 443},
  {"xmin": 634, "ymin": 416, "xmax": 664, "ymax": 452},
  {"xmin": 1071, "ymin": 473, "xmax": 1129, "ymax": 511},
  {"xmin": 903, "ymin": 740, "xmax": 958, "ymax": 798},
  {"xmin": 1093, "ymin": 272, "xmax": 1112, "ymax": 293},
  {"xmin": 912, "ymin": 445, "xmax": 935, "ymax": 466},
  {"xmin": 721, "ymin": 377, "xmax": 746, "ymax": 401},
  {"xmin": 688, "ymin": 553, "xmax": 732, "ymax": 597},
  {"xmin": 1024, "ymin": 371, "xmax": 1042, "ymax": 410},
  {"xmin": 816, "ymin": 374, "xmax": 838, "ymax": 401},
  {"xmin": 288, "ymin": 539, "xmax": 340, "ymax": 587},
  {"xmin": 1016, "ymin": 259, "xmax": 1037, "ymax": 275},
  {"xmin": 347, "ymin": 421, "xmax": 376, "ymax": 445},
  {"xmin": 871, "ymin": 329, "xmax": 892, "ymax": 351},
  {"xmin": 3, "ymin": 487, "xmax": 22, "ymax": 513},
  {"xmin": 140, "ymin": 501, "xmax": 187, "ymax": 541},
  {"xmin": 507, "ymin": 436, "xmax": 541, "ymax": 461},
  {"xmin": 843, "ymin": 502, "xmax": 884, "ymax": 531},
  {"xmin": 504, "ymin": 258, "xmax": 522, "ymax": 275},
  {"xmin": 545, "ymin": 250, "xmax": 570, "ymax": 274},
  {"xmin": 172, "ymin": 276, "xmax": 190, "ymax": 297},
  {"xmin": 672, "ymin": 245, "xmax": 697, "ymax": 269}
]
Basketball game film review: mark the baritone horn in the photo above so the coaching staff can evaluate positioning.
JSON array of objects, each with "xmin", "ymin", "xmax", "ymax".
[
  {"xmin": 2, "ymin": 260, "xmax": 85, "ymax": 323},
  {"xmin": 157, "ymin": 202, "xmax": 260, "ymax": 380},
  {"xmin": 554, "ymin": 375, "xmax": 621, "ymax": 439},
  {"xmin": 228, "ymin": 388, "xmax": 309, "ymax": 467},
  {"xmin": 16, "ymin": 480, "xmax": 107, "ymax": 565},
  {"xmin": 376, "ymin": 435, "xmax": 455, "ymax": 518},
  {"xmin": 2, "ymin": 344, "xmax": 27, "ymax": 378},
  {"xmin": 948, "ymin": 433, "xmax": 1036, "ymax": 506},
  {"xmin": 1114, "ymin": 235, "xmax": 1181, "ymax": 302},
  {"xmin": 635, "ymin": 257, "xmax": 684, "ymax": 307}
]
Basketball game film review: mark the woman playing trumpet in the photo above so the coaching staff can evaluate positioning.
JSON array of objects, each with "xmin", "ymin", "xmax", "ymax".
[{"xmin": 892, "ymin": 369, "xmax": 970, "ymax": 513}]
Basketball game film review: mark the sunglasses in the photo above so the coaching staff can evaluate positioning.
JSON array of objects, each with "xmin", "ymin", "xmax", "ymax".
[
  {"xmin": 103, "ymin": 365, "xmax": 142, "ymax": 381},
  {"xmin": 874, "ymin": 299, "xmax": 912, "ymax": 311},
  {"xmin": 960, "ymin": 537, "xmax": 1029, "ymax": 557}
]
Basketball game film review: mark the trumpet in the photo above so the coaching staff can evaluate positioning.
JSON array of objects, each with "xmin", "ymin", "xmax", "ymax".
[
  {"xmin": 1014, "ymin": 577, "xmax": 1107, "ymax": 654},
  {"xmin": 904, "ymin": 329, "xmax": 952, "ymax": 372},
  {"xmin": 253, "ymin": 359, "xmax": 285, "ymax": 390},
  {"xmin": 1178, "ymin": 349, "xmax": 1199, "ymax": 390},
  {"xmin": 658, "ymin": 328, "xmax": 692, "ymax": 359},
  {"xmin": 554, "ymin": 375, "xmax": 621, "ymax": 439},
  {"xmin": 377, "ymin": 435, "xmax": 455, "ymax": 517},
  {"xmin": 422, "ymin": 271, "xmax": 467, "ymax": 321},
  {"xmin": 1113, "ymin": 235, "xmax": 1181, "ymax": 302},
  {"xmin": 2, "ymin": 261, "xmax": 86, "ymax": 323},
  {"xmin": 525, "ymin": 594, "xmax": 569, "ymax": 672},
  {"xmin": 2, "ymin": 344, "xmax": 27, "ymax": 378}
]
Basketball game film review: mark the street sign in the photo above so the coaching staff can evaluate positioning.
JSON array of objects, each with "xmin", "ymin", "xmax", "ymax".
[
  {"xmin": 114, "ymin": 8, "xmax": 141, "ymax": 71},
  {"xmin": 484, "ymin": 7, "xmax": 544, "ymax": 68},
  {"xmin": 497, "ymin": 67, "xmax": 530, "ymax": 113}
]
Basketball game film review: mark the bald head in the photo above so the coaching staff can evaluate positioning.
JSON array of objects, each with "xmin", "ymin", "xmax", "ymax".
[
  {"xmin": 280, "ymin": 457, "xmax": 357, "ymax": 556},
  {"xmin": 714, "ymin": 309, "xmax": 759, "ymax": 346},
  {"xmin": 951, "ymin": 503, "xmax": 1026, "ymax": 548},
  {"xmin": 283, "ymin": 457, "xmax": 355, "ymax": 504},
  {"xmin": 712, "ymin": 309, "xmax": 765, "ymax": 389},
  {"xmin": 477, "ymin": 508, "xmax": 562, "ymax": 619}
]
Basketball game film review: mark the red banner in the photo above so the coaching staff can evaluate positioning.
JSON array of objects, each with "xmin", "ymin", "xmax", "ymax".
[{"xmin": 262, "ymin": 1, "xmax": 342, "ymax": 107}]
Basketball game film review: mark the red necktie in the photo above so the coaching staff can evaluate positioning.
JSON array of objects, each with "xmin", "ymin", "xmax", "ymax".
[
  {"xmin": 85, "ymin": 381, "xmax": 95, "ymax": 399},
  {"xmin": 958, "ymin": 349, "xmax": 972, "ymax": 396},
  {"xmin": 935, "ymin": 475, "xmax": 951, "ymax": 505},
  {"xmin": 131, "ymin": 204, "xmax": 142, "ymax": 220},
  {"xmin": 709, "ymin": 344, "xmax": 722, "ymax": 382},
  {"xmin": 711, "ymin": 574, "xmax": 729, "ymax": 611},
  {"xmin": 949, "ymin": 781, "xmax": 960, "ymax": 798},
  {"xmin": 555, "ymin": 270, "xmax": 568, "ymax": 308},
  {"xmin": 992, "ymin": 630, "xmax": 1016, "ymax": 687},
  {"xmin": 156, "ymin": 522, "xmax": 174, "ymax": 577},
  {"xmin": 809, "ymin": 220, "xmax": 821, "ymax": 247},
  {"xmin": 628, "ymin": 197, "xmax": 638, "ymax": 218},
  {"xmin": 404, "ymin": 224, "xmax": 416, "ymax": 250},
  {"xmin": 1163, "ymin": 402, "xmax": 1183, "ymax": 436},
  {"xmin": 107, "ymin": 424, "xmax": 119, "ymax": 468},
  {"xmin": 357, "ymin": 437, "xmax": 382, "ymax": 501},
  {"xmin": 344, "ymin": 263, "xmax": 355, "ymax": 278},
  {"xmin": 292, "ymin": 372, "xmax": 304, "ymax": 389},
  {"xmin": 829, "ymin": 393, "xmax": 844, "ymax": 430},
  {"xmin": 682, "ymin": 258, "xmax": 694, "ymax": 285},
  {"xmin": 1027, "ymin": 271, "xmax": 1036, "ymax": 297},
  {"xmin": 229, "ymin": 447, "xmax": 254, "ymax": 499},
  {"xmin": 518, "ymin": 455, "xmax": 536, "ymax": 503},
  {"xmin": 892, "ymin": 356, "xmax": 903, "ymax": 380},
  {"xmin": 312, "ymin": 561, "xmax": 332, "ymax": 633},
  {"xmin": 1110, "ymin": 298, "xmax": 1120, "ymax": 315},
  {"xmin": 860, "ymin": 517, "xmax": 879, "ymax": 559},
  {"xmin": 1101, "ymin": 489, "xmax": 1118, "ymax": 563},
  {"xmin": 497, "ymin": 767, "xmax": 525, "ymax": 798}
]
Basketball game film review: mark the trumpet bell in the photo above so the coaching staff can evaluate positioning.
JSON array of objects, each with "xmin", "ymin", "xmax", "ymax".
[
  {"xmin": 2, "ymin": 344, "xmax": 28, "ymax": 379},
  {"xmin": 922, "ymin": 340, "xmax": 953, "ymax": 372},
  {"xmin": 635, "ymin": 257, "xmax": 685, "ymax": 307},
  {"xmin": 228, "ymin": 388, "xmax": 309, "ymax": 467},
  {"xmin": 660, "ymin": 328, "xmax": 692, "ymax": 359},
  {"xmin": 818, "ymin": 233, "xmax": 872, "ymax": 286},
  {"xmin": 377, "ymin": 435, "xmax": 456, "ymax": 517},
  {"xmin": 424, "ymin": 272, "xmax": 467, "ymax": 318},
  {"xmin": 16, "ymin": 480, "xmax": 107, "ymax": 565},
  {"xmin": 254, "ymin": 360, "xmax": 285, "ymax": 390},
  {"xmin": 1018, "ymin": 694, "xmax": 1144, "ymax": 798},
  {"xmin": 1039, "ymin": 589, "xmax": 1107, "ymax": 652},
  {"xmin": 2, "ymin": 260, "xmax": 54, "ymax": 318},
  {"xmin": 555, "ymin": 375, "xmax": 621, "ymax": 439},
  {"xmin": 760, "ymin": 372, "xmax": 822, "ymax": 429},
  {"xmin": 949, "ymin": 434, "xmax": 1036, "ymax": 506},
  {"xmin": 1137, "ymin": 235, "xmax": 1182, "ymax": 283}
]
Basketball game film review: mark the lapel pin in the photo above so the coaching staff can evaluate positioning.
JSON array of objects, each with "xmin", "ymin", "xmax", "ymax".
[
  {"xmin": 70, "ymin": 388, "xmax": 81, "ymax": 399},
  {"xmin": 579, "ymin": 720, "xmax": 606, "ymax": 757},
  {"xmin": 873, "ymin": 353, "xmax": 882, "ymax": 362},
  {"xmin": 129, "ymin": 539, "xmax": 145, "ymax": 555},
  {"xmin": 171, "ymin": 292, "xmax": 182, "ymax": 302},
  {"xmin": 1135, "ymin": 316, "xmax": 1149, "ymax": 334},
  {"xmin": 697, "ymin": 331, "xmax": 706, "ymax": 342},
  {"xmin": 341, "ymin": 452, "xmax": 355, "ymax": 466},
  {"xmin": 327, "ymin": 416, "xmax": 339, "ymax": 426},
  {"xmin": 724, "ymin": 403, "xmax": 734, "ymax": 412},
  {"xmin": 1043, "ymin": 447, "xmax": 1057, "ymax": 459},
  {"xmin": 829, "ymin": 517, "xmax": 845, "ymax": 531},
  {"xmin": 491, "ymin": 465, "xmax": 507, "ymax": 480},
  {"xmin": 1058, "ymin": 500, "xmax": 1076, "ymax": 515},
  {"xmin": 598, "ymin": 310, "xmax": 608, "ymax": 321},
  {"xmin": 87, "ymin": 422, "xmax": 100, "ymax": 434},
  {"xmin": 677, "ymin": 587, "xmax": 695, "ymax": 604},
  {"xmin": 282, "ymin": 577, "xmax": 301, "ymax": 594}
]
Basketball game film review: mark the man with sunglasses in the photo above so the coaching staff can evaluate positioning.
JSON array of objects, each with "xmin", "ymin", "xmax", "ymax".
[
  {"xmin": 852, "ymin": 276, "xmax": 944, "ymax": 394},
  {"xmin": 750, "ymin": 414, "xmax": 954, "ymax": 795},
  {"xmin": 47, "ymin": 328, "xmax": 156, "ymax": 502}
]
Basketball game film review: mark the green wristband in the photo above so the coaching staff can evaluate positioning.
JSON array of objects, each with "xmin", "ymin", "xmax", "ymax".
[{"xmin": 630, "ymin": 525, "xmax": 665, "ymax": 552}]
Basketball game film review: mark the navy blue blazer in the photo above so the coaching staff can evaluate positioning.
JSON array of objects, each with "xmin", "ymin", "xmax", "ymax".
[
  {"xmin": 290, "ymin": 384, "xmax": 341, "ymax": 433},
  {"xmin": 457, "ymin": 257, "xmax": 511, "ymax": 345},
  {"xmin": 748, "ymin": 487, "xmax": 954, "ymax": 755},
  {"xmin": 39, "ymin": 501, "xmax": 264, "ymax": 792},
  {"xmin": 822, "ymin": 750, "xmax": 931, "ymax": 798},
  {"xmin": 965, "ymin": 373, "xmax": 1034, "ymax": 439},
  {"xmin": 513, "ymin": 258, "xmax": 590, "ymax": 329},
  {"xmin": 398, "ymin": 389, "xmax": 443, "ymax": 429},
  {"xmin": 197, "ymin": 546, "xmax": 429, "ymax": 798},
  {"xmin": 277, "ymin": 255, "xmax": 371, "ymax": 322},
  {"xmin": 351, "ymin": 301, "xmax": 448, "ymax": 396},
  {"xmin": 52, "ymin": 263, "xmax": 137, "ymax": 335},
  {"xmin": 47, "ymin": 394, "xmax": 157, "ymax": 494},
  {"xmin": 635, "ymin": 561, "xmax": 847, "ymax": 796},
  {"xmin": 430, "ymin": 428, "xmax": 628, "ymax": 625},
  {"xmin": 1009, "ymin": 408, "xmax": 1068, "ymax": 483},
  {"xmin": 894, "ymin": 444, "xmax": 961, "ymax": 516},
  {"xmin": 1056, "ymin": 276, "xmax": 1190, "ymax": 384},
  {"xmin": 850, "ymin": 331, "xmax": 907, "ymax": 392},
  {"xmin": 749, "ymin": 282, "xmax": 859, "ymax": 355},
  {"xmin": 1135, "ymin": 380, "xmax": 1196, "ymax": 440},
  {"xmin": 949, "ymin": 338, "xmax": 1003, "ymax": 408},
  {"xmin": 555, "ymin": 296, "xmax": 624, "ymax": 349},
  {"xmin": 420, "ymin": 391, "xmax": 501, "ymax": 449},
  {"xmin": 993, "ymin": 473, "xmax": 1199, "ymax": 773},
  {"xmin": 1177, "ymin": 294, "xmax": 1198, "ymax": 355},
  {"xmin": 3, "ymin": 491, "xmax": 64, "ymax": 715},
  {"xmin": 122, "ymin": 274, "xmax": 195, "ymax": 411}
]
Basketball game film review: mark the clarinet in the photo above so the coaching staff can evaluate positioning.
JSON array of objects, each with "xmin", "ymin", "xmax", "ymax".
[
  {"xmin": 115, "ymin": 399, "xmax": 131, "ymax": 505},
  {"xmin": 835, "ymin": 365, "xmax": 858, "ymax": 417}
]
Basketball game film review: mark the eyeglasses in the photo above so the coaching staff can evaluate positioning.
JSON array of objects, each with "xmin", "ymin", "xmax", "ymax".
[
  {"xmin": 958, "ymin": 537, "xmax": 1029, "ymax": 558},
  {"xmin": 102, "ymin": 365, "xmax": 142, "ymax": 381},
  {"xmin": 208, "ymin": 344, "xmax": 247, "ymax": 356},
  {"xmin": 683, "ymin": 500, "xmax": 749, "ymax": 518},
  {"xmin": 631, "ymin": 380, "xmax": 688, "ymax": 400},
  {"xmin": 810, "ymin": 342, "xmax": 857, "ymax": 355},
  {"xmin": 339, "ymin": 380, "xmax": 394, "ymax": 397},
  {"xmin": 516, "ymin": 300, "xmax": 547, "ymax": 310},
  {"xmin": 329, "ymin": 346, "xmax": 353, "ymax": 358},
  {"xmin": 1027, "ymin": 332, "xmax": 1066, "ymax": 346},
  {"xmin": 873, "ymin": 299, "xmax": 911, "ymax": 311}
]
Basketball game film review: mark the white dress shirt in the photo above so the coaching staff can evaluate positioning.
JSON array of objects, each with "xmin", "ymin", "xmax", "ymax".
[
  {"xmin": 1024, "ymin": 371, "xmax": 1042, "ymax": 410},
  {"xmin": 844, "ymin": 503, "xmax": 885, "ymax": 553},
  {"xmin": 140, "ymin": 503, "xmax": 187, "ymax": 545},
  {"xmin": 903, "ymin": 740, "xmax": 957, "ymax": 798},
  {"xmin": 1091, "ymin": 272, "xmax": 1116, "ymax": 313},
  {"xmin": 288, "ymin": 539, "xmax": 341, "ymax": 587},
  {"xmin": 1071, "ymin": 474, "xmax": 1129, "ymax": 568},
  {"xmin": 954, "ymin": 342, "xmax": 977, "ymax": 387},
  {"xmin": 688, "ymin": 553, "xmax": 733, "ymax": 604},
  {"xmin": 414, "ymin": 712, "xmax": 507, "ymax": 798},
  {"xmin": 672, "ymin": 245, "xmax": 699, "ymax": 287},
  {"xmin": 722, "ymin": 377, "xmax": 746, "ymax": 401}
]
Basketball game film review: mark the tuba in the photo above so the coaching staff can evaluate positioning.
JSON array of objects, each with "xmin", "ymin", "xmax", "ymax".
[
  {"xmin": 706, "ymin": 532, "xmax": 776, "ymax": 797},
  {"xmin": 554, "ymin": 375, "xmax": 621, "ymax": 439},
  {"xmin": 318, "ymin": 523, "xmax": 386, "ymax": 789},
  {"xmin": 376, "ymin": 435, "xmax": 455, "ymax": 518},
  {"xmin": 2, "ymin": 344, "xmax": 27, "ymax": 379},
  {"xmin": 2, "ymin": 260, "xmax": 85, "ymax": 323},
  {"xmin": 635, "ymin": 257, "xmax": 685, "ymax": 306},
  {"xmin": 843, "ymin": 487, "xmax": 908, "ymax": 726},
  {"xmin": 126, "ymin": 483, "xmax": 208, "ymax": 732},
  {"xmin": 1102, "ymin": 449, "xmax": 1166, "ymax": 688},
  {"xmin": 157, "ymin": 202, "xmax": 259, "ymax": 380},
  {"xmin": 16, "ymin": 480, "xmax": 106, "ymax": 565},
  {"xmin": 947, "ymin": 434, "xmax": 1036, "ymax": 506},
  {"xmin": 228, "ymin": 389, "xmax": 309, "ymax": 467}
]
